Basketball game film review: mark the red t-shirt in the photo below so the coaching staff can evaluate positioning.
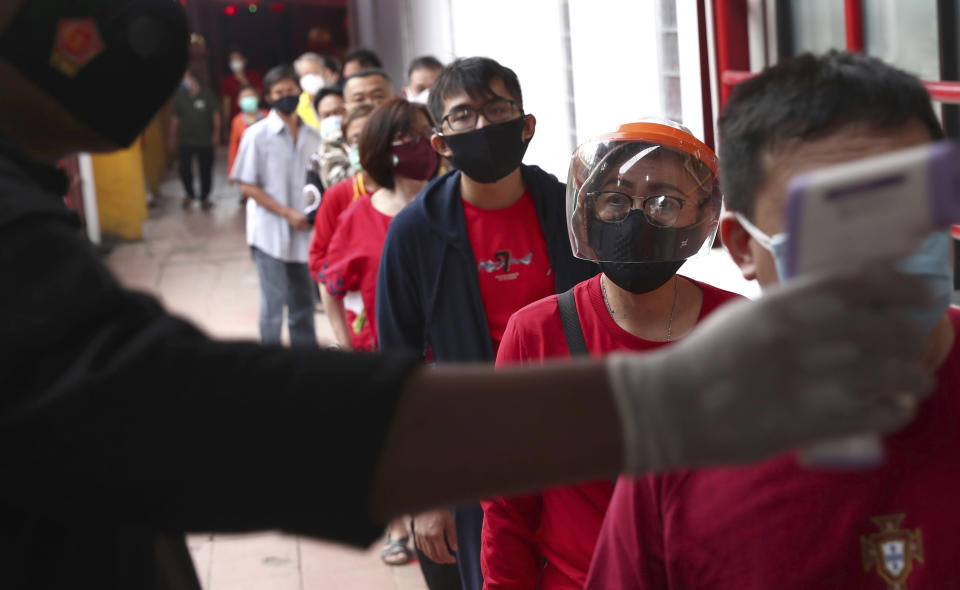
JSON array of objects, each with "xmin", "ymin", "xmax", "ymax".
[
  {"xmin": 482, "ymin": 275, "xmax": 742, "ymax": 590},
  {"xmin": 309, "ymin": 174, "xmax": 373, "ymax": 280},
  {"xmin": 220, "ymin": 70, "xmax": 263, "ymax": 121},
  {"xmin": 319, "ymin": 197, "xmax": 390, "ymax": 351},
  {"xmin": 462, "ymin": 191, "xmax": 555, "ymax": 356},
  {"xmin": 585, "ymin": 306, "xmax": 960, "ymax": 590}
]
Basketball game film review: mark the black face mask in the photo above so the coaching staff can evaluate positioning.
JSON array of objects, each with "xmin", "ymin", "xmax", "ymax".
[
  {"xmin": 272, "ymin": 95, "xmax": 300, "ymax": 116},
  {"xmin": 442, "ymin": 117, "xmax": 530, "ymax": 183},
  {"xmin": 0, "ymin": 0, "xmax": 189, "ymax": 147},
  {"xmin": 588, "ymin": 210, "xmax": 706, "ymax": 293},
  {"xmin": 598, "ymin": 259, "xmax": 684, "ymax": 294}
]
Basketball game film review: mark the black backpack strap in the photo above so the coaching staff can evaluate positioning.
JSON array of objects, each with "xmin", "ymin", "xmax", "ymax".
[{"xmin": 557, "ymin": 287, "xmax": 588, "ymax": 357}]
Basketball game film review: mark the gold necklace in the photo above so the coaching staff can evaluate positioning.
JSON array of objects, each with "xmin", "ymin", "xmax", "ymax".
[
  {"xmin": 666, "ymin": 276, "xmax": 679, "ymax": 341},
  {"xmin": 601, "ymin": 275, "xmax": 680, "ymax": 341}
]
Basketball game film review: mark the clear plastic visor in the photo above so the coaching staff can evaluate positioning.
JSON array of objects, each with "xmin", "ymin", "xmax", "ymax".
[{"xmin": 566, "ymin": 141, "xmax": 721, "ymax": 263}]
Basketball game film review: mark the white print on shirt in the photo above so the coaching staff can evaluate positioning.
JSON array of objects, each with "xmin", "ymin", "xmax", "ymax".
[
  {"xmin": 478, "ymin": 251, "xmax": 533, "ymax": 275},
  {"xmin": 860, "ymin": 513, "xmax": 924, "ymax": 590}
]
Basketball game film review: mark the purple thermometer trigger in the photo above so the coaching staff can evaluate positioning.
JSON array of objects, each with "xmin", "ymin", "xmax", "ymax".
[{"xmin": 927, "ymin": 141, "xmax": 960, "ymax": 227}]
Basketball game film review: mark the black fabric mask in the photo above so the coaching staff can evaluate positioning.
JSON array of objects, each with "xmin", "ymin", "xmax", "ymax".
[
  {"xmin": 442, "ymin": 117, "xmax": 530, "ymax": 183},
  {"xmin": 0, "ymin": 0, "xmax": 189, "ymax": 147},
  {"xmin": 588, "ymin": 210, "xmax": 707, "ymax": 293},
  {"xmin": 272, "ymin": 95, "xmax": 300, "ymax": 116},
  {"xmin": 598, "ymin": 260, "xmax": 684, "ymax": 294}
]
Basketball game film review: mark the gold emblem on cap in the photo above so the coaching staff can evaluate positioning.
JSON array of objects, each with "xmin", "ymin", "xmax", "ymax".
[{"xmin": 50, "ymin": 18, "xmax": 105, "ymax": 78}]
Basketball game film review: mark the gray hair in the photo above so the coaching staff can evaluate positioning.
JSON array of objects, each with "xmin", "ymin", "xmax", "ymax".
[{"xmin": 294, "ymin": 52, "xmax": 324, "ymax": 75}]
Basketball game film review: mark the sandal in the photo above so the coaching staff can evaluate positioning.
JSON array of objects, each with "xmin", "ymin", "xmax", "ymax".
[{"xmin": 381, "ymin": 535, "xmax": 413, "ymax": 566}]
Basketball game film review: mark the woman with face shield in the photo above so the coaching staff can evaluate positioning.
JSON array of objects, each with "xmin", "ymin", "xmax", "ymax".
[{"xmin": 480, "ymin": 121, "xmax": 742, "ymax": 590}]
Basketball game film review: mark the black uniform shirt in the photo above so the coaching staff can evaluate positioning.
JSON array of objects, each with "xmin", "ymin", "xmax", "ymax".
[{"xmin": 0, "ymin": 136, "xmax": 416, "ymax": 588}]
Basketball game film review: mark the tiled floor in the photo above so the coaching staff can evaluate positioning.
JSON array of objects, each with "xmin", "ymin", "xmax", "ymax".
[{"xmin": 105, "ymin": 154, "xmax": 426, "ymax": 590}]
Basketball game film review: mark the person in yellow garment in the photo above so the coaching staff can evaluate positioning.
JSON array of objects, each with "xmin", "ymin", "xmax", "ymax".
[
  {"xmin": 294, "ymin": 52, "xmax": 330, "ymax": 131},
  {"xmin": 0, "ymin": 2, "xmax": 935, "ymax": 588}
]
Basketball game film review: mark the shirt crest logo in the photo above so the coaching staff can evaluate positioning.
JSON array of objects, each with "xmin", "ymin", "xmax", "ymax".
[
  {"xmin": 860, "ymin": 513, "xmax": 923, "ymax": 590},
  {"xmin": 50, "ymin": 19, "xmax": 105, "ymax": 77}
]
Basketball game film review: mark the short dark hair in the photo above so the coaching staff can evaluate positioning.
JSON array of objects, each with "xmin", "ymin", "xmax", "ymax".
[
  {"xmin": 359, "ymin": 98, "xmax": 433, "ymax": 189},
  {"xmin": 321, "ymin": 54, "xmax": 341, "ymax": 74},
  {"xmin": 263, "ymin": 64, "xmax": 300, "ymax": 95},
  {"xmin": 408, "ymin": 55, "xmax": 444, "ymax": 79},
  {"xmin": 427, "ymin": 57, "xmax": 523, "ymax": 126},
  {"xmin": 345, "ymin": 68, "xmax": 392, "ymax": 84},
  {"xmin": 342, "ymin": 103, "xmax": 376, "ymax": 137},
  {"xmin": 344, "ymin": 48, "xmax": 382, "ymax": 69},
  {"xmin": 313, "ymin": 86, "xmax": 343, "ymax": 111},
  {"xmin": 719, "ymin": 51, "xmax": 944, "ymax": 219},
  {"xmin": 237, "ymin": 83, "xmax": 258, "ymax": 97}
]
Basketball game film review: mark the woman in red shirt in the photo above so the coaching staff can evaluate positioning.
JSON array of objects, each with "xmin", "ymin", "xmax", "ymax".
[
  {"xmin": 319, "ymin": 98, "xmax": 437, "ymax": 351},
  {"xmin": 481, "ymin": 121, "xmax": 740, "ymax": 590},
  {"xmin": 319, "ymin": 98, "xmax": 438, "ymax": 567}
]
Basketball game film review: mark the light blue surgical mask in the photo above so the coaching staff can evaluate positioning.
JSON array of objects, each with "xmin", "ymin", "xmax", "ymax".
[
  {"xmin": 735, "ymin": 212, "xmax": 791, "ymax": 280},
  {"xmin": 320, "ymin": 114, "xmax": 343, "ymax": 140},
  {"xmin": 894, "ymin": 231, "xmax": 953, "ymax": 333},
  {"xmin": 736, "ymin": 212, "xmax": 953, "ymax": 333},
  {"xmin": 347, "ymin": 144, "xmax": 362, "ymax": 172}
]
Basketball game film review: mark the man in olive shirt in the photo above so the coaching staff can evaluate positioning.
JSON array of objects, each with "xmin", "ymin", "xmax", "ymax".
[{"xmin": 170, "ymin": 70, "xmax": 221, "ymax": 209}]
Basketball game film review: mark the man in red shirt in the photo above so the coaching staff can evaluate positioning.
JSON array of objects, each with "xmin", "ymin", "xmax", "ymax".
[
  {"xmin": 376, "ymin": 57, "xmax": 599, "ymax": 590},
  {"xmin": 483, "ymin": 121, "xmax": 741, "ymax": 590},
  {"xmin": 585, "ymin": 51, "xmax": 958, "ymax": 590},
  {"xmin": 220, "ymin": 48, "xmax": 262, "ymax": 131}
]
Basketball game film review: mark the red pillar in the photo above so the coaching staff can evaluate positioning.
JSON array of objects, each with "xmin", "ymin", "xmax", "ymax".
[
  {"xmin": 712, "ymin": 0, "xmax": 751, "ymax": 107},
  {"xmin": 844, "ymin": 0, "xmax": 864, "ymax": 52}
]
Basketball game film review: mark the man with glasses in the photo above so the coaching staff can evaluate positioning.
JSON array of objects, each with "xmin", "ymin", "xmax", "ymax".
[{"xmin": 376, "ymin": 57, "xmax": 598, "ymax": 590}]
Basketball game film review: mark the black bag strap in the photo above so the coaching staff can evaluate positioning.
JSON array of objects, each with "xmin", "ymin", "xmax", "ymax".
[{"xmin": 557, "ymin": 287, "xmax": 588, "ymax": 357}]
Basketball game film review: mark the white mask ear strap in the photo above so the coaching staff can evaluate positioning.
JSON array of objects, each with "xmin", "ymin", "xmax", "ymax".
[{"xmin": 734, "ymin": 212, "xmax": 773, "ymax": 250}]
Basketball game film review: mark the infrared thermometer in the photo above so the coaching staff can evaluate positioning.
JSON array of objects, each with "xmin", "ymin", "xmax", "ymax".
[{"xmin": 782, "ymin": 140, "xmax": 960, "ymax": 467}]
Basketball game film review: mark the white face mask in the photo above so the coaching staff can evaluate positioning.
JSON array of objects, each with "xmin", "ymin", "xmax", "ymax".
[
  {"xmin": 230, "ymin": 59, "xmax": 245, "ymax": 73},
  {"xmin": 300, "ymin": 74, "xmax": 325, "ymax": 97},
  {"xmin": 404, "ymin": 87, "xmax": 430, "ymax": 104}
]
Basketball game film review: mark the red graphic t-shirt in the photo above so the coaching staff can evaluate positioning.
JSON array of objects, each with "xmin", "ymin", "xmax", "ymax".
[
  {"xmin": 462, "ymin": 190, "xmax": 555, "ymax": 356},
  {"xmin": 584, "ymin": 306, "xmax": 960, "ymax": 590},
  {"xmin": 483, "ymin": 275, "xmax": 742, "ymax": 590},
  {"xmin": 319, "ymin": 197, "xmax": 391, "ymax": 351}
]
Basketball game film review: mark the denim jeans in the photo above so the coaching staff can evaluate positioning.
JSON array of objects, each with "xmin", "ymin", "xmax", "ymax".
[{"xmin": 250, "ymin": 246, "xmax": 317, "ymax": 347}]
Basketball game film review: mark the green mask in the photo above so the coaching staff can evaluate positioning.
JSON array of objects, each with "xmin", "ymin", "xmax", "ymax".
[
  {"xmin": 348, "ymin": 145, "xmax": 362, "ymax": 172},
  {"xmin": 239, "ymin": 96, "xmax": 260, "ymax": 114}
]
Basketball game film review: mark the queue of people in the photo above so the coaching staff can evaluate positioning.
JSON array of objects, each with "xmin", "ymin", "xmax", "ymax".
[
  {"xmin": 221, "ymin": 44, "xmax": 960, "ymax": 590},
  {"xmin": 1, "ymin": 2, "xmax": 953, "ymax": 589}
]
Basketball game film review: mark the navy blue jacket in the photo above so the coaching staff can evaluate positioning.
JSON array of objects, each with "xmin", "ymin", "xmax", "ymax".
[{"xmin": 376, "ymin": 164, "xmax": 599, "ymax": 363}]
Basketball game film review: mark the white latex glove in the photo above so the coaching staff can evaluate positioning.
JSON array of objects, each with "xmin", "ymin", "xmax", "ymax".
[{"xmin": 607, "ymin": 265, "xmax": 934, "ymax": 474}]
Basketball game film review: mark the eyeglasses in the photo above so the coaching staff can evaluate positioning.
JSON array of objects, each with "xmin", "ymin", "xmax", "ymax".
[
  {"xmin": 440, "ymin": 97, "xmax": 521, "ymax": 132},
  {"xmin": 585, "ymin": 191, "xmax": 708, "ymax": 226}
]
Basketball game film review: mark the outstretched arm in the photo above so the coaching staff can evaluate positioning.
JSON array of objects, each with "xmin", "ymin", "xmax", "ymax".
[{"xmin": 369, "ymin": 266, "xmax": 933, "ymax": 519}]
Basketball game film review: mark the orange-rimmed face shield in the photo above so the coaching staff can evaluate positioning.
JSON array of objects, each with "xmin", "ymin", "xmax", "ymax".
[{"xmin": 566, "ymin": 120, "xmax": 722, "ymax": 264}]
